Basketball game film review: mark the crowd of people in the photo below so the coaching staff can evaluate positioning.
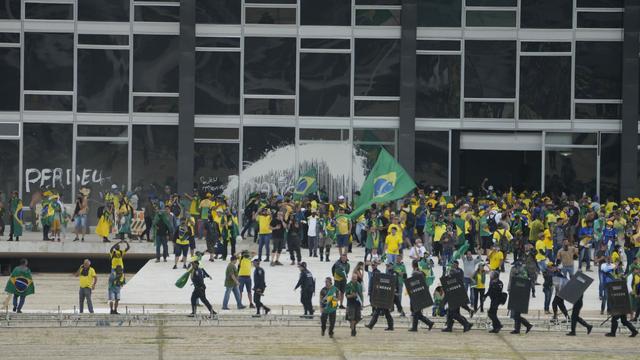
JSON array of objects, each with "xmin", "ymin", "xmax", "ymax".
[{"xmin": 4, "ymin": 182, "xmax": 640, "ymax": 338}]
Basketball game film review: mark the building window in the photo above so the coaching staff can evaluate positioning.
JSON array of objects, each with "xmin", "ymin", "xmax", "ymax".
[
  {"xmin": 194, "ymin": 143, "xmax": 239, "ymax": 198},
  {"xmin": 464, "ymin": 40, "xmax": 516, "ymax": 99},
  {"xmin": 575, "ymin": 41, "xmax": 622, "ymax": 100},
  {"xmin": 195, "ymin": 51, "xmax": 240, "ymax": 115},
  {"xmin": 77, "ymin": 49, "xmax": 129, "ymax": 113},
  {"xmin": 133, "ymin": 35, "xmax": 179, "ymax": 93},
  {"xmin": 417, "ymin": 0, "xmax": 461, "ymax": 27},
  {"xmin": 78, "ymin": 0, "xmax": 129, "ymax": 22},
  {"xmin": 416, "ymin": 55, "xmax": 460, "ymax": 118},
  {"xmin": 244, "ymin": 37, "xmax": 296, "ymax": 95},
  {"xmin": 415, "ymin": 131, "xmax": 449, "ymax": 191},
  {"xmin": 520, "ymin": 0, "xmax": 573, "ymax": 29},
  {"xmin": 0, "ymin": 139, "xmax": 19, "ymax": 199},
  {"xmin": 299, "ymin": 53, "xmax": 350, "ymax": 117},
  {"xmin": 132, "ymin": 125, "xmax": 178, "ymax": 191},
  {"xmin": 24, "ymin": 33, "xmax": 73, "ymax": 91},
  {"xmin": 354, "ymin": 38, "xmax": 400, "ymax": 97},
  {"xmin": 196, "ymin": 0, "xmax": 241, "ymax": 24},
  {"xmin": 519, "ymin": 56, "xmax": 571, "ymax": 120},
  {"xmin": 0, "ymin": 47, "xmax": 20, "ymax": 111},
  {"xmin": 301, "ymin": 0, "xmax": 350, "ymax": 26}
]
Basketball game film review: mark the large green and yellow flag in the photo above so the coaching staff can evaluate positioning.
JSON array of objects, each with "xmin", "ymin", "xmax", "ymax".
[
  {"xmin": 293, "ymin": 168, "xmax": 318, "ymax": 200},
  {"xmin": 4, "ymin": 267, "xmax": 35, "ymax": 297},
  {"xmin": 350, "ymin": 148, "xmax": 416, "ymax": 219}
]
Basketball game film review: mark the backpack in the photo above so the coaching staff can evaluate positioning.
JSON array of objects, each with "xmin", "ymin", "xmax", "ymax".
[
  {"xmin": 96, "ymin": 206, "xmax": 104, "ymax": 219},
  {"xmin": 499, "ymin": 292, "xmax": 508, "ymax": 305},
  {"xmin": 487, "ymin": 215, "xmax": 498, "ymax": 233}
]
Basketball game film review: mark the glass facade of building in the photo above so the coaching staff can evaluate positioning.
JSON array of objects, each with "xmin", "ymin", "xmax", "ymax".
[{"xmin": 0, "ymin": 0, "xmax": 638, "ymax": 205}]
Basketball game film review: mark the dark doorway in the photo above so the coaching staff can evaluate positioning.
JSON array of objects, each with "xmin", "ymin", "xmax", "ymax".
[{"xmin": 459, "ymin": 150, "xmax": 541, "ymax": 194}]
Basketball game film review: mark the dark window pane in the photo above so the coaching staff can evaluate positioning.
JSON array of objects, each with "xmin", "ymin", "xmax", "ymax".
[
  {"xmin": 246, "ymin": 0, "xmax": 296, "ymax": 3},
  {"xmin": 415, "ymin": 131, "xmax": 449, "ymax": 191},
  {"xmin": 244, "ymin": 37, "xmax": 296, "ymax": 95},
  {"xmin": 301, "ymin": 0, "xmax": 350, "ymax": 26},
  {"xmin": 545, "ymin": 148, "xmax": 597, "ymax": 197},
  {"xmin": 460, "ymin": 150, "xmax": 540, "ymax": 193},
  {"xmin": 196, "ymin": 37, "xmax": 240, "ymax": 48},
  {"xmin": 0, "ymin": 32, "xmax": 19, "ymax": 43},
  {"xmin": 78, "ymin": 49, "xmax": 129, "ymax": 113},
  {"xmin": 417, "ymin": 40, "xmax": 460, "ymax": 51},
  {"xmin": 196, "ymin": 0, "xmax": 240, "ymax": 24},
  {"xmin": 25, "ymin": 3, "xmax": 73, "ymax": 20},
  {"xmin": 354, "ymin": 38, "xmax": 400, "ymax": 97},
  {"xmin": 23, "ymin": 123, "xmax": 73, "ymax": 203},
  {"xmin": 24, "ymin": 94, "xmax": 73, "ymax": 111},
  {"xmin": 133, "ymin": 96, "xmax": 178, "ymax": 112},
  {"xmin": 0, "ymin": 123, "xmax": 18, "ymax": 135},
  {"xmin": 132, "ymin": 125, "xmax": 178, "ymax": 191},
  {"xmin": 575, "ymin": 41, "xmax": 622, "ymax": 99},
  {"xmin": 577, "ymin": 0, "xmax": 623, "ymax": 7},
  {"xmin": 545, "ymin": 132, "xmax": 597, "ymax": 146},
  {"xmin": 416, "ymin": 55, "xmax": 461, "ymax": 118},
  {"xmin": 76, "ymin": 141, "xmax": 128, "ymax": 226},
  {"xmin": 0, "ymin": 0, "xmax": 20, "ymax": 19},
  {"xmin": 244, "ymin": 98, "xmax": 295, "ymax": 115},
  {"xmin": 600, "ymin": 133, "xmax": 620, "ymax": 201},
  {"xmin": 194, "ymin": 127, "xmax": 239, "ymax": 140},
  {"xmin": 521, "ymin": 42, "xmax": 571, "ymax": 52},
  {"xmin": 0, "ymin": 47, "xmax": 20, "ymax": 111},
  {"xmin": 354, "ymin": 129, "xmax": 395, "ymax": 142},
  {"xmin": 466, "ymin": 0, "xmax": 516, "ymax": 5},
  {"xmin": 0, "ymin": 140, "xmax": 19, "ymax": 201},
  {"xmin": 245, "ymin": 7, "xmax": 296, "ymax": 24},
  {"xmin": 519, "ymin": 56, "xmax": 571, "ymax": 120},
  {"xmin": 354, "ymin": 100, "xmax": 399, "ymax": 117},
  {"xmin": 417, "ymin": 0, "xmax": 462, "ymax": 27},
  {"xmin": 464, "ymin": 40, "xmax": 516, "ymax": 98},
  {"xmin": 301, "ymin": 38, "xmax": 350, "ymax": 49},
  {"xmin": 466, "ymin": 11, "xmax": 516, "ymax": 27},
  {"xmin": 299, "ymin": 53, "xmax": 350, "ymax": 117},
  {"xmin": 134, "ymin": 5, "xmax": 180, "ymax": 22},
  {"xmin": 242, "ymin": 126, "xmax": 295, "ymax": 167},
  {"xmin": 464, "ymin": 102, "xmax": 514, "ymax": 118},
  {"xmin": 464, "ymin": 102, "xmax": 510, "ymax": 118},
  {"xmin": 77, "ymin": 125, "xmax": 128, "ymax": 137},
  {"xmin": 194, "ymin": 143, "xmax": 239, "ymax": 198},
  {"xmin": 24, "ymin": 33, "xmax": 73, "ymax": 91},
  {"xmin": 299, "ymin": 128, "xmax": 343, "ymax": 141},
  {"xmin": 133, "ymin": 35, "xmax": 179, "ymax": 93},
  {"xmin": 575, "ymin": 103, "xmax": 622, "ymax": 119},
  {"xmin": 195, "ymin": 51, "xmax": 240, "ymax": 115},
  {"xmin": 577, "ymin": 12, "xmax": 623, "ymax": 28},
  {"xmin": 78, "ymin": 0, "xmax": 129, "ymax": 22},
  {"xmin": 78, "ymin": 34, "xmax": 129, "ymax": 45},
  {"xmin": 356, "ymin": 9, "xmax": 401, "ymax": 26},
  {"xmin": 356, "ymin": 0, "xmax": 401, "ymax": 4},
  {"xmin": 521, "ymin": 0, "xmax": 572, "ymax": 29},
  {"xmin": 354, "ymin": 143, "xmax": 396, "ymax": 179}
]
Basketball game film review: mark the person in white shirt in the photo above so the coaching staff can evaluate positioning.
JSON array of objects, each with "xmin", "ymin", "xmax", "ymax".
[
  {"xmin": 307, "ymin": 210, "xmax": 319, "ymax": 258},
  {"xmin": 408, "ymin": 240, "xmax": 427, "ymax": 261}
]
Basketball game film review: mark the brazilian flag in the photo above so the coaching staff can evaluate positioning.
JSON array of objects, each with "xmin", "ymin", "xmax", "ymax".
[
  {"xmin": 350, "ymin": 148, "xmax": 416, "ymax": 220},
  {"xmin": 293, "ymin": 168, "xmax": 318, "ymax": 200},
  {"xmin": 5, "ymin": 267, "xmax": 35, "ymax": 296}
]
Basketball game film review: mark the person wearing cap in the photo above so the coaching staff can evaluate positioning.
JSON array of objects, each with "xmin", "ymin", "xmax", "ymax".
[
  {"xmin": 294, "ymin": 262, "xmax": 315, "ymax": 317},
  {"xmin": 238, "ymin": 250, "xmax": 255, "ymax": 309},
  {"xmin": 222, "ymin": 255, "xmax": 245, "ymax": 310},
  {"xmin": 252, "ymin": 257, "xmax": 270, "ymax": 316},
  {"xmin": 332, "ymin": 253, "xmax": 350, "ymax": 309},
  {"xmin": 319, "ymin": 277, "xmax": 338, "ymax": 337},
  {"xmin": 487, "ymin": 271, "xmax": 504, "ymax": 333},
  {"xmin": 188, "ymin": 260, "xmax": 216, "ymax": 318}
]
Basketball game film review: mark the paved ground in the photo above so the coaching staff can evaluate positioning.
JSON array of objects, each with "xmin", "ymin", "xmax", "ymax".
[{"xmin": 1, "ymin": 324, "xmax": 638, "ymax": 360}]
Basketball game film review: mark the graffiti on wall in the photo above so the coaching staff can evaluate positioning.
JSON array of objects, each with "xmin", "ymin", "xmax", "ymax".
[{"xmin": 24, "ymin": 168, "xmax": 111, "ymax": 193}]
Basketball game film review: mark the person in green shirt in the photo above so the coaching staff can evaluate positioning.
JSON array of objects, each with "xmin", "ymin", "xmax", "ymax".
[
  {"xmin": 479, "ymin": 214, "xmax": 492, "ymax": 255},
  {"xmin": 222, "ymin": 256, "xmax": 246, "ymax": 310},
  {"xmin": 345, "ymin": 273, "xmax": 363, "ymax": 337},
  {"xmin": 319, "ymin": 277, "xmax": 338, "ymax": 337},
  {"xmin": 424, "ymin": 214, "xmax": 435, "ymax": 254}
]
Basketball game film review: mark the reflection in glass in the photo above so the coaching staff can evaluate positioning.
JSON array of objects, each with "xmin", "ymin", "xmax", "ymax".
[
  {"xmin": 300, "ymin": 53, "xmax": 350, "ymax": 117},
  {"xmin": 415, "ymin": 131, "xmax": 449, "ymax": 191},
  {"xmin": 241, "ymin": 127, "xmax": 295, "ymax": 200},
  {"xmin": 417, "ymin": 40, "xmax": 460, "ymax": 51},
  {"xmin": 133, "ymin": 35, "xmax": 179, "ymax": 93},
  {"xmin": 575, "ymin": 41, "xmax": 622, "ymax": 99},
  {"xmin": 417, "ymin": 0, "xmax": 461, "ymax": 27},
  {"xmin": 78, "ymin": 49, "xmax": 129, "ymax": 113},
  {"xmin": 545, "ymin": 148, "xmax": 597, "ymax": 197},
  {"xmin": 133, "ymin": 96, "xmax": 179, "ymax": 113},
  {"xmin": 77, "ymin": 125, "xmax": 128, "ymax": 137},
  {"xmin": 244, "ymin": 37, "xmax": 296, "ymax": 95},
  {"xmin": 0, "ymin": 0, "xmax": 20, "ymax": 19},
  {"xmin": 577, "ymin": 12, "xmax": 623, "ymax": 29},
  {"xmin": 244, "ymin": 98, "xmax": 294, "ymax": 115},
  {"xmin": 466, "ymin": 0, "xmax": 516, "ymax": 5},
  {"xmin": 23, "ymin": 123, "xmax": 73, "ymax": 203},
  {"xmin": 416, "ymin": 55, "xmax": 460, "ymax": 118},
  {"xmin": 299, "ymin": 129, "xmax": 344, "ymax": 141},
  {"xmin": 25, "ymin": 3, "xmax": 72, "ymax": 20},
  {"xmin": 577, "ymin": 0, "xmax": 623, "ymax": 7},
  {"xmin": 76, "ymin": 141, "xmax": 128, "ymax": 225},
  {"xmin": 134, "ymin": 5, "xmax": 180, "ymax": 22},
  {"xmin": 196, "ymin": 0, "xmax": 240, "ymax": 24},
  {"xmin": 575, "ymin": 103, "xmax": 622, "ymax": 120},
  {"xmin": 600, "ymin": 133, "xmax": 620, "ymax": 201},
  {"xmin": 301, "ymin": 0, "xmax": 350, "ymax": 26},
  {"xmin": 195, "ymin": 51, "xmax": 240, "ymax": 115},
  {"xmin": 354, "ymin": 144, "xmax": 395, "ymax": 182},
  {"xmin": 461, "ymin": 150, "xmax": 541, "ymax": 193},
  {"xmin": 354, "ymin": 100, "xmax": 399, "ymax": 117},
  {"xmin": 194, "ymin": 128, "xmax": 239, "ymax": 140},
  {"xmin": 196, "ymin": 37, "xmax": 240, "ymax": 48},
  {"xmin": 521, "ymin": 42, "xmax": 571, "ymax": 53},
  {"xmin": 464, "ymin": 102, "xmax": 514, "ymax": 118},
  {"xmin": 464, "ymin": 40, "xmax": 516, "ymax": 98},
  {"xmin": 132, "ymin": 125, "xmax": 178, "ymax": 191},
  {"xmin": 194, "ymin": 143, "xmax": 239, "ymax": 200},
  {"xmin": 0, "ymin": 140, "xmax": 18, "ymax": 201},
  {"xmin": 356, "ymin": 9, "xmax": 401, "ymax": 26},
  {"xmin": 24, "ymin": 95, "xmax": 73, "ymax": 111},
  {"xmin": 78, "ymin": 0, "xmax": 129, "ymax": 22},
  {"xmin": 519, "ymin": 56, "xmax": 571, "ymax": 120},
  {"xmin": 466, "ymin": 11, "xmax": 516, "ymax": 27},
  {"xmin": 245, "ymin": 7, "xmax": 296, "ymax": 24},
  {"xmin": 0, "ymin": 47, "xmax": 19, "ymax": 111},
  {"xmin": 24, "ymin": 33, "xmax": 73, "ymax": 91},
  {"xmin": 521, "ymin": 0, "xmax": 572, "ymax": 29},
  {"xmin": 78, "ymin": 35, "xmax": 129, "ymax": 46},
  {"xmin": 354, "ymin": 39, "xmax": 400, "ymax": 97},
  {"xmin": 353, "ymin": 129, "xmax": 396, "ymax": 142}
]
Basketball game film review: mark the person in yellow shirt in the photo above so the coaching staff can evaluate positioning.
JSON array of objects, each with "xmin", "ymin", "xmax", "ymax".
[
  {"xmin": 109, "ymin": 240, "xmax": 130, "ymax": 271},
  {"xmin": 433, "ymin": 219, "xmax": 447, "ymax": 263},
  {"xmin": 256, "ymin": 207, "xmax": 273, "ymax": 262},
  {"xmin": 542, "ymin": 228, "xmax": 553, "ymax": 258},
  {"xmin": 487, "ymin": 244, "xmax": 504, "ymax": 272},
  {"xmin": 74, "ymin": 259, "xmax": 97, "ymax": 314},
  {"xmin": 385, "ymin": 226, "xmax": 403, "ymax": 264},
  {"xmin": 199, "ymin": 194, "xmax": 213, "ymax": 240},
  {"xmin": 535, "ymin": 234, "xmax": 548, "ymax": 271},
  {"xmin": 237, "ymin": 250, "xmax": 255, "ymax": 309},
  {"xmin": 492, "ymin": 224, "xmax": 513, "ymax": 256},
  {"xmin": 335, "ymin": 208, "xmax": 351, "ymax": 256}
]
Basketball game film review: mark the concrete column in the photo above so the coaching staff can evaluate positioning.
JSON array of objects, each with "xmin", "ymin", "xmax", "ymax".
[
  {"xmin": 177, "ymin": 0, "xmax": 196, "ymax": 194},
  {"xmin": 399, "ymin": 0, "xmax": 417, "ymax": 176}
]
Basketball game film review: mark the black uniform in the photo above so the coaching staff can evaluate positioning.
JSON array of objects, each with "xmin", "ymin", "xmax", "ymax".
[
  {"xmin": 487, "ymin": 278, "xmax": 504, "ymax": 332},
  {"xmin": 408, "ymin": 271, "xmax": 434, "ymax": 331},
  {"xmin": 190, "ymin": 268, "xmax": 215, "ymax": 315},
  {"xmin": 608, "ymin": 314, "xmax": 638, "ymax": 337},
  {"xmin": 568, "ymin": 296, "xmax": 592, "ymax": 335},
  {"xmin": 253, "ymin": 266, "xmax": 270, "ymax": 315},
  {"xmin": 295, "ymin": 269, "xmax": 315, "ymax": 315}
]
